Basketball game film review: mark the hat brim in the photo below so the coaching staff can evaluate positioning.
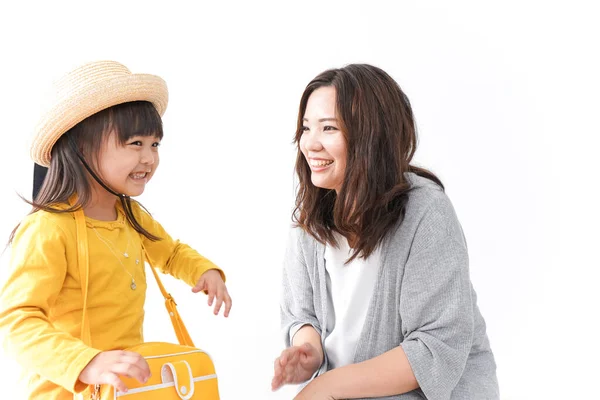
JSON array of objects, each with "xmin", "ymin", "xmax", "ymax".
[{"xmin": 31, "ymin": 73, "xmax": 168, "ymax": 167}]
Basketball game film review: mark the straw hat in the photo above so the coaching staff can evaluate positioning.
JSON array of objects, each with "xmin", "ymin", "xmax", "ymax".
[{"xmin": 31, "ymin": 60, "xmax": 168, "ymax": 167}]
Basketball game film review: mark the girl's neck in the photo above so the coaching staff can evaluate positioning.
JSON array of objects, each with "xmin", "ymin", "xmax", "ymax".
[{"xmin": 83, "ymin": 186, "xmax": 119, "ymax": 221}]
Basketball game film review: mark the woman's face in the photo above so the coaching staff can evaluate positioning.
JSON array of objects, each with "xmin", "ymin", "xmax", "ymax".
[{"xmin": 300, "ymin": 86, "xmax": 347, "ymax": 193}]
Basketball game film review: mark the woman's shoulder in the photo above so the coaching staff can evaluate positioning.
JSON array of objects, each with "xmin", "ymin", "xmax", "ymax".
[
  {"xmin": 405, "ymin": 171, "xmax": 447, "ymax": 204},
  {"xmin": 399, "ymin": 172, "xmax": 465, "ymax": 248},
  {"xmin": 285, "ymin": 224, "xmax": 321, "ymax": 258},
  {"xmin": 405, "ymin": 172, "xmax": 458, "ymax": 220},
  {"xmin": 288, "ymin": 224, "xmax": 313, "ymax": 246}
]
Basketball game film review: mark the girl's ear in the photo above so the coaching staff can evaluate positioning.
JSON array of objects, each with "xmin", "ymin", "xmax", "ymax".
[{"xmin": 33, "ymin": 163, "xmax": 48, "ymax": 199}]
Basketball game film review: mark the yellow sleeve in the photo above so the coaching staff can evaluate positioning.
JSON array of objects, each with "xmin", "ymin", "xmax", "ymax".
[
  {"xmin": 135, "ymin": 205, "xmax": 225, "ymax": 287},
  {"xmin": 0, "ymin": 213, "xmax": 101, "ymax": 394}
]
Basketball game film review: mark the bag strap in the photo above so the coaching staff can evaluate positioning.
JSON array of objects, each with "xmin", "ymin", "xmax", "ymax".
[
  {"xmin": 74, "ymin": 205, "xmax": 93, "ymax": 346},
  {"xmin": 72, "ymin": 201, "xmax": 195, "ymax": 348},
  {"xmin": 142, "ymin": 244, "xmax": 195, "ymax": 346}
]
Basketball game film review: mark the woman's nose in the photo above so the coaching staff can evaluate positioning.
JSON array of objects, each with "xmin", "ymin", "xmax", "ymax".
[{"xmin": 303, "ymin": 131, "xmax": 323, "ymax": 151}]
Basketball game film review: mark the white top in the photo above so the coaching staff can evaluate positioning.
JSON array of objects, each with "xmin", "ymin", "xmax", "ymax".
[{"xmin": 324, "ymin": 232, "xmax": 382, "ymax": 369}]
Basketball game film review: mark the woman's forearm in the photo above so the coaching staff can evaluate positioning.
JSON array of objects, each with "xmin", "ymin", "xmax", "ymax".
[
  {"xmin": 292, "ymin": 324, "xmax": 324, "ymax": 365},
  {"xmin": 305, "ymin": 345, "xmax": 419, "ymax": 399}
]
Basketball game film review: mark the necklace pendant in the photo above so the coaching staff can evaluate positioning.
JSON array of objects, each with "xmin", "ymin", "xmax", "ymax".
[
  {"xmin": 123, "ymin": 252, "xmax": 129, "ymax": 258},
  {"xmin": 130, "ymin": 280, "xmax": 137, "ymax": 290}
]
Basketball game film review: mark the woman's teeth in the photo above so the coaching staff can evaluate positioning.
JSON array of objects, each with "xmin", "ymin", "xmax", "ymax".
[{"xmin": 310, "ymin": 160, "xmax": 333, "ymax": 167}]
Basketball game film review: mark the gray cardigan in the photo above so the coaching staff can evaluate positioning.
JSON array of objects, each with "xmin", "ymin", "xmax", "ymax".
[{"xmin": 280, "ymin": 173, "xmax": 499, "ymax": 399}]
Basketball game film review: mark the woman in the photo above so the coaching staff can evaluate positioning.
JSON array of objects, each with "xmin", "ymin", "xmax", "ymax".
[{"xmin": 272, "ymin": 64, "xmax": 499, "ymax": 399}]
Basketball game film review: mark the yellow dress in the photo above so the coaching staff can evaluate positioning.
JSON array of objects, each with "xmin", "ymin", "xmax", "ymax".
[{"xmin": 0, "ymin": 202, "xmax": 224, "ymax": 399}]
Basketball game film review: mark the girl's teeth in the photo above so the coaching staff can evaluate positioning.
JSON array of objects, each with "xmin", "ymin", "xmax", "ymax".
[{"xmin": 131, "ymin": 173, "xmax": 147, "ymax": 179}]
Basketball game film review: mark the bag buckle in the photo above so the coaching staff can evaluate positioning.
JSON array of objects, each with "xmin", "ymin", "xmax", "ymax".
[
  {"xmin": 90, "ymin": 384, "xmax": 100, "ymax": 400},
  {"xmin": 166, "ymin": 293, "xmax": 177, "ymax": 306}
]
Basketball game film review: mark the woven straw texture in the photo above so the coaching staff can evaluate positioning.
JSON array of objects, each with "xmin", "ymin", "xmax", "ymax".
[{"xmin": 31, "ymin": 60, "xmax": 168, "ymax": 166}]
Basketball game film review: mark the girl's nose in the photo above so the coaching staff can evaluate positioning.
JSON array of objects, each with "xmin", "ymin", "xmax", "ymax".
[{"xmin": 140, "ymin": 148, "xmax": 156, "ymax": 165}]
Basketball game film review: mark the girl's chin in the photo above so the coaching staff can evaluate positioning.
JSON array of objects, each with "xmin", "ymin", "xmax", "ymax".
[
  {"xmin": 109, "ymin": 185, "xmax": 146, "ymax": 197},
  {"xmin": 124, "ymin": 188, "xmax": 145, "ymax": 197}
]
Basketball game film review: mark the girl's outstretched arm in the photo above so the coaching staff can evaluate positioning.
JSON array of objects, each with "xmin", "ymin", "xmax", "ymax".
[{"xmin": 133, "ymin": 204, "xmax": 225, "ymax": 286}]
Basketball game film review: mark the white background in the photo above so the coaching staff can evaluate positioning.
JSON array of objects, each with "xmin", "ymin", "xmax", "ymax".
[{"xmin": 0, "ymin": 1, "xmax": 598, "ymax": 399}]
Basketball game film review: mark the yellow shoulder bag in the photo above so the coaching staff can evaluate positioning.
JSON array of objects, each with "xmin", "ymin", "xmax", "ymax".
[{"xmin": 73, "ymin": 208, "xmax": 220, "ymax": 400}]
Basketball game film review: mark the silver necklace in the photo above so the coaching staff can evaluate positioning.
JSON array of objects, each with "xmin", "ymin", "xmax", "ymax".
[{"xmin": 91, "ymin": 225, "xmax": 140, "ymax": 290}]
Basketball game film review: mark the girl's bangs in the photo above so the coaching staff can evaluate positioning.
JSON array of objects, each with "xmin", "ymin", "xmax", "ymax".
[{"xmin": 110, "ymin": 101, "xmax": 164, "ymax": 144}]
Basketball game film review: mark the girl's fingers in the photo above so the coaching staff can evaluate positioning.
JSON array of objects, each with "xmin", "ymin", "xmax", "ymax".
[
  {"xmin": 213, "ymin": 287, "xmax": 224, "ymax": 315},
  {"xmin": 104, "ymin": 372, "xmax": 128, "ymax": 393},
  {"xmin": 223, "ymin": 291, "xmax": 232, "ymax": 317},
  {"xmin": 192, "ymin": 277, "xmax": 205, "ymax": 294},
  {"xmin": 118, "ymin": 352, "xmax": 150, "ymax": 374},
  {"xmin": 207, "ymin": 285, "xmax": 216, "ymax": 306},
  {"xmin": 109, "ymin": 362, "xmax": 148, "ymax": 384}
]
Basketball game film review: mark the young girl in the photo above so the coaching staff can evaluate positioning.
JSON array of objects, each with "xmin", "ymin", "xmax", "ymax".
[
  {"xmin": 272, "ymin": 64, "xmax": 499, "ymax": 399},
  {"xmin": 0, "ymin": 61, "xmax": 232, "ymax": 399}
]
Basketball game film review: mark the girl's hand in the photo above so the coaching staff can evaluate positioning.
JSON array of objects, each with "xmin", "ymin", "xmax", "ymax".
[
  {"xmin": 271, "ymin": 343, "xmax": 322, "ymax": 391},
  {"xmin": 78, "ymin": 350, "xmax": 150, "ymax": 393},
  {"xmin": 192, "ymin": 269, "xmax": 232, "ymax": 317}
]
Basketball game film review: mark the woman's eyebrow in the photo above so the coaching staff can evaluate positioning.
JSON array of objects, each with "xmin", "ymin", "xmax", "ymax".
[{"xmin": 302, "ymin": 117, "xmax": 337, "ymax": 122}]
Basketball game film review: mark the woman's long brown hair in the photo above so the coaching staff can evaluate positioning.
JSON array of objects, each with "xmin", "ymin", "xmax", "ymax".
[
  {"xmin": 8, "ymin": 101, "xmax": 163, "ymax": 244},
  {"xmin": 293, "ymin": 64, "xmax": 443, "ymax": 262}
]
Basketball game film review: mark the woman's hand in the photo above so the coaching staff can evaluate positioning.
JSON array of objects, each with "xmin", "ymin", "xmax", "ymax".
[
  {"xmin": 192, "ymin": 269, "xmax": 232, "ymax": 317},
  {"xmin": 272, "ymin": 343, "xmax": 322, "ymax": 391},
  {"xmin": 78, "ymin": 350, "xmax": 150, "ymax": 393}
]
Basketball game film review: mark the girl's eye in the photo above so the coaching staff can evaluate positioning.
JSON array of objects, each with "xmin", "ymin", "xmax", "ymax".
[
  {"xmin": 323, "ymin": 125, "xmax": 338, "ymax": 131},
  {"xmin": 301, "ymin": 126, "xmax": 309, "ymax": 132},
  {"xmin": 129, "ymin": 141, "xmax": 143, "ymax": 146},
  {"xmin": 152, "ymin": 142, "xmax": 161, "ymax": 148}
]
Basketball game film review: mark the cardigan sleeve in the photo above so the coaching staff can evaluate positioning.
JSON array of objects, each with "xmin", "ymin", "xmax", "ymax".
[
  {"xmin": 0, "ymin": 213, "xmax": 101, "ymax": 394},
  {"xmin": 399, "ymin": 196, "xmax": 475, "ymax": 400},
  {"xmin": 280, "ymin": 227, "xmax": 322, "ymax": 347}
]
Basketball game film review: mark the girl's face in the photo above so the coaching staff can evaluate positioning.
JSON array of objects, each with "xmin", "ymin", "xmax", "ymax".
[
  {"xmin": 300, "ymin": 86, "xmax": 347, "ymax": 193},
  {"xmin": 95, "ymin": 132, "xmax": 161, "ymax": 197}
]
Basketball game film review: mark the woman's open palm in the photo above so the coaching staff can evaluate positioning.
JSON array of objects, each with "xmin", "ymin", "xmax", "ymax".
[{"xmin": 271, "ymin": 343, "xmax": 322, "ymax": 391}]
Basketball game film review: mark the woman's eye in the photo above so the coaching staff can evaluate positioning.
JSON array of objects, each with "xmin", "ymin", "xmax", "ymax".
[
  {"xmin": 301, "ymin": 126, "xmax": 309, "ymax": 132},
  {"xmin": 323, "ymin": 125, "xmax": 338, "ymax": 131},
  {"xmin": 152, "ymin": 142, "xmax": 161, "ymax": 148},
  {"xmin": 129, "ymin": 141, "xmax": 143, "ymax": 146}
]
